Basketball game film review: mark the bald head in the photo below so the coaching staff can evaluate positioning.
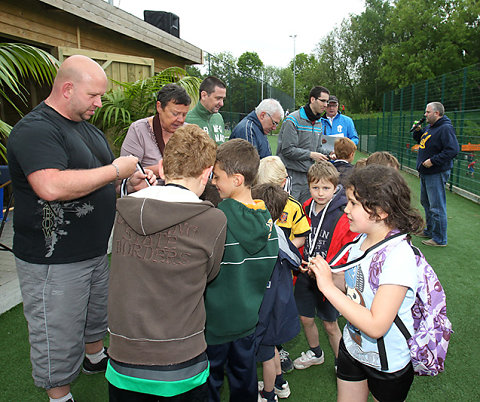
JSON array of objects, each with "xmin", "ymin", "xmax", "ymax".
[
  {"xmin": 47, "ymin": 55, "xmax": 107, "ymax": 121},
  {"xmin": 54, "ymin": 55, "xmax": 106, "ymax": 88}
]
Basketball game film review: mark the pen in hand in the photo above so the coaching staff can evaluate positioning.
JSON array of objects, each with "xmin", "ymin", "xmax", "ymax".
[{"xmin": 136, "ymin": 162, "xmax": 151, "ymax": 187}]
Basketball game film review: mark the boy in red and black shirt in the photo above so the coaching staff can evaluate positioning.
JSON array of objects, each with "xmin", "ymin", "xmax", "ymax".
[{"xmin": 293, "ymin": 161, "xmax": 357, "ymax": 371}]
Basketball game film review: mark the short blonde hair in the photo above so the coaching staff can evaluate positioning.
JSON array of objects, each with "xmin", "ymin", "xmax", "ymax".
[
  {"xmin": 354, "ymin": 158, "xmax": 367, "ymax": 170},
  {"xmin": 307, "ymin": 160, "xmax": 339, "ymax": 187},
  {"xmin": 256, "ymin": 156, "xmax": 287, "ymax": 186},
  {"xmin": 366, "ymin": 151, "xmax": 400, "ymax": 170},
  {"xmin": 163, "ymin": 125, "xmax": 217, "ymax": 180}
]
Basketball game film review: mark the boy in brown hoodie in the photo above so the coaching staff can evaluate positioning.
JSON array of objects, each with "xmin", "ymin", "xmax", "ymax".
[{"xmin": 106, "ymin": 125, "xmax": 227, "ymax": 401}]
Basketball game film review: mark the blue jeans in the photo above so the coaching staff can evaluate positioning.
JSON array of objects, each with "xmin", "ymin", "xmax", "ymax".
[{"xmin": 420, "ymin": 170, "xmax": 450, "ymax": 245}]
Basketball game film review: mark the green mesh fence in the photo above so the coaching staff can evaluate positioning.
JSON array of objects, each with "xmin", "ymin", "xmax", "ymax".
[
  {"xmin": 196, "ymin": 52, "xmax": 295, "ymax": 135},
  {"xmin": 355, "ymin": 63, "xmax": 480, "ymax": 200}
]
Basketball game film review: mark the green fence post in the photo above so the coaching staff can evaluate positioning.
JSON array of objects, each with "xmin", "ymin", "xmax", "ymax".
[
  {"xmin": 424, "ymin": 79, "xmax": 429, "ymax": 106},
  {"xmin": 399, "ymin": 88, "xmax": 404, "ymax": 167},
  {"xmin": 453, "ymin": 67, "xmax": 469, "ymax": 190},
  {"xmin": 441, "ymin": 74, "xmax": 446, "ymax": 105}
]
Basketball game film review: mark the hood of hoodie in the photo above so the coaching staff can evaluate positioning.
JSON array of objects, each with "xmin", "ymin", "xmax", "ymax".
[
  {"xmin": 218, "ymin": 198, "xmax": 274, "ymax": 255},
  {"xmin": 428, "ymin": 115, "xmax": 450, "ymax": 130},
  {"xmin": 116, "ymin": 186, "xmax": 215, "ymax": 236}
]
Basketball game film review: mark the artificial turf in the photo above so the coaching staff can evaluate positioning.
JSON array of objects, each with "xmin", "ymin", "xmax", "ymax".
[{"xmin": 1, "ymin": 146, "xmax": 479, "ymax": 401}]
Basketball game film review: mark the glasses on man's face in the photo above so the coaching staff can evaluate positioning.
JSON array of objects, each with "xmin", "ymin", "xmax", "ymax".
[
  {"xmin": 266, "ymin": 112, "xmax": 280, "ymax": 126},
  {"xmin": 316, "ymin": 98, "xmax": 329, "ymax": 104},
  {"xmin": 327, "ymin": 103, "xmax": 338, "ymax": 107}
]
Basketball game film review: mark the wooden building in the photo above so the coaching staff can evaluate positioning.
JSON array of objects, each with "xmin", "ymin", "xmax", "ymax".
[{"xmin": 0, "ymin": 0, "xmax": 203, "ymax": 124}]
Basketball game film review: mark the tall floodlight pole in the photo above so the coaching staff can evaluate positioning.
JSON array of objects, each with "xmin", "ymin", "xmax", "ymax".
[{"xmin": 289, "ymin": 34, "xmax": 297, "ymax": 108}]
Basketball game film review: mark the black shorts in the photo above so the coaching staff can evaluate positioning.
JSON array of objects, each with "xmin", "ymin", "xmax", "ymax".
[
  {"xmin": 294, "ymin": 272, "xmax": 339, "ymax": 322},
  {"xmin": 256, "ymin": 344, "xmax": 275, "ymax": 363},
  {"xmin": 337, "ymin": 338, "xmax": 414, "ymax": 402}
]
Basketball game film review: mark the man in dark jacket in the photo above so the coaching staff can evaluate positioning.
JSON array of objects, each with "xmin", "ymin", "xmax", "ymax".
[
  {"xmin": 229, "ymin": 98, "xmax": 284, "ymax": 159},
  {"xmin": 413, "ymin": 102, "xmax": 459, "ymax": 247}
]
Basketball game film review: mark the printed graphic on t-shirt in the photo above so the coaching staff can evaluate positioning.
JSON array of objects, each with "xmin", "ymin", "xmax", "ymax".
[
  {"xmin": 40, "ymin": 200, "xmax": 94, "ymax": 257},
  {"xmin": 345, "ymin": 264, "xmax": 365, "ymax": 346}
]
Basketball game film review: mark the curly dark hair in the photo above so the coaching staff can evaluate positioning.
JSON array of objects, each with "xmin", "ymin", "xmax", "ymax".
[{"xmin": 346, "ymin": 165, "xmax": 424, "ymax": 234}]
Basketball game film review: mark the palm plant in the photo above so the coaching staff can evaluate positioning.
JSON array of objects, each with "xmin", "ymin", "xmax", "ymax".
[
  {"xmin": 92, "ymin": 66, "xmax": 201, "ymax": 145},
  {"xmin": 0, "ymin": 43, "xmax": 59, "ymax": 162}
]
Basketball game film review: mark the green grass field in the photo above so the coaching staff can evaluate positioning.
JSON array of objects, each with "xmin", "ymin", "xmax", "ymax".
[{"xmin": 1, "ymin": 141, "xmax": 479, "ymax": 401}]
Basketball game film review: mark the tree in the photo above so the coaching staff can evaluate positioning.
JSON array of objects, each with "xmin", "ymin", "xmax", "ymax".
[
  {"xmin": 185, "ymin": 64, "xmax": 203, "ymax": 79},
  {"xmin": 0, "ymin": 43, "xmax": 58, "ymax": 162},
  {"xmin": 263, "ymin": 65, "xmax": 284, "ymax": 88},
  {"xmin": 237, "ymin": 51, "xmax": 264, "ymax": 77},
  {"xmin": 204, "ymin": 51, "xmax": 237, "ymax": 85},
  {"xmin": 380, "ymin": 0, "xmax": 480, "ymax": 87},
  {"xmin": 314, "ymin": 25, "xmax": 356, "ymax": 107},
  {"xmin": 347, "ymin": 0, "xmax": 392, "ymax": 110},
  {"xmin": 290, "ymin": 53, "xmax": 319, "ymax": 106}
]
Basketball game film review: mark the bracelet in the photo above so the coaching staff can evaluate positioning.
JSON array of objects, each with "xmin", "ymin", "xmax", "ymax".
[{"xmin": 111, "ymin": 163, "xmax": 120, "ymax": 179}]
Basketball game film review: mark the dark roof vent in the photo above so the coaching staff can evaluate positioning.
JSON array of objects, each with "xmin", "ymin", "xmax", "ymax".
[{"xmin": 144, "ymin": 11, "xmax": 180, "ymax": 38}]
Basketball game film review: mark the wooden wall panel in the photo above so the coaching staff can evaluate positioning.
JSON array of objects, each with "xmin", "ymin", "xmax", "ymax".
[
  {"xmin": 1, "ymin": 0, "xmax": 202, "ymax": 73},
  {"xmin": 57, "ymin": 47, "xmax": 155, "ymax": 90}
]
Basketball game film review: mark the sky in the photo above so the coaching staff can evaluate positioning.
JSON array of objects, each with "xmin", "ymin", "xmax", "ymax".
[{"xmin": 112, "ymin": 0, "xmax": 366, "ymax": 68}]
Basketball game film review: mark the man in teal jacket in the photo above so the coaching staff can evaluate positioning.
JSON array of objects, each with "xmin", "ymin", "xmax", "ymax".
[{"xmin": 186, "ymin": 76, "xmax": 226, "ymax": 144}]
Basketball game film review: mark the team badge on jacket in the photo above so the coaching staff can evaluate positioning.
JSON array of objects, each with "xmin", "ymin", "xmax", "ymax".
[{"xmin": 279, "ymin": 212, "xmax": 288, "ymax": 223}]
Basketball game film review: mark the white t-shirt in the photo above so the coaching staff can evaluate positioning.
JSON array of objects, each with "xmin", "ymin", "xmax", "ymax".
[{"xmin": 343, "ymin": 234, "xmax": 417, "ymax": 372}]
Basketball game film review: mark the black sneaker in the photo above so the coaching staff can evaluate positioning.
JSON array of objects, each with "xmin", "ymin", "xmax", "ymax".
[
  {"xmin": 279, "ymin": 349, "xmax": 294, "ymax": 373},
  {"xmin": 82, "ymin": 347, "xmax": 109, "ymax": 374}
]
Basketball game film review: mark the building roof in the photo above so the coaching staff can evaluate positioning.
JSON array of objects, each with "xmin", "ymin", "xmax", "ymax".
[{"xmin": 39, "ymin": 0, "xmax": 202, "ymax": 64}]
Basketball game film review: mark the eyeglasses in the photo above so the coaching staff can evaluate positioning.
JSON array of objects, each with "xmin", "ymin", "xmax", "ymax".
[
  {"xmin": 266, "ymin": 112, "xmax": 280, "ymax": 126},
  {"xmin": 316, "ymin": 98, "xmax": 329, "ymax": 103}
]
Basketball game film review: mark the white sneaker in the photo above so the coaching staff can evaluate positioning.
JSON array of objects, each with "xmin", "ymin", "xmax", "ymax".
[
  {"xmin": 293, "ymin": 349, "xmax": 324, "ymax": 369},
  {"xmin": 258, "ymin": 381, "xmax": 291, "ymax": 399},
  {"xmin": 274, "ymin": 381, "xmax": 291, "ymax": 398}
]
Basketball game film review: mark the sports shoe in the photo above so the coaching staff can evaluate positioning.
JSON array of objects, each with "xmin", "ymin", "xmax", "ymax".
[
  {"xmin": 415, "ymin": 232, "xmax": 431, "ymax": 238},
  {"xmin": 258, "ymin": 381, "xmax": 291, "ymax": 399},
  {"xmin": 279, "ymin": 348, "xmax": 294, "ymax": 373},
  {"xmin": 293, "ymin": 349, "xmax": 324, "ymax": 369},
  {"xmin": 82, "ymin": 347, "xmax": 109, "ymax": 374},
  {"xmin": 258, "ymin": 390, "xmax": 278, "ymax": 402},
  {"xmin": 421, "ymin": 239, "xmax": 447, "ymax": 247}
]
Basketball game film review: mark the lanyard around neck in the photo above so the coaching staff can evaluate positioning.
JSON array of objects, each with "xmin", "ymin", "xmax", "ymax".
[{"xmin": 307, "ymin": 199, "xmax": 332, "ymax": 259}]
